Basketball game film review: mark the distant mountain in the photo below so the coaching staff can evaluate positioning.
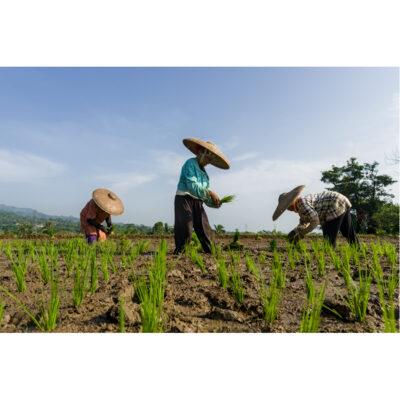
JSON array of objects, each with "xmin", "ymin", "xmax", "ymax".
[{"xmin": 0, "ymin": 204, "xmax": 79, "ymax": 222}]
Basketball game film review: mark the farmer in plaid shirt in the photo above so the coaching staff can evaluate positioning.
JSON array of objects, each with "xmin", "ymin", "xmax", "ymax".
[{"xmin": 272, "ymin": 185, "xmax": 359, "ymax": 247}]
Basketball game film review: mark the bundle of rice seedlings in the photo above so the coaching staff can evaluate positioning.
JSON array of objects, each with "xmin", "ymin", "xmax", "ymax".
[
  {"xmin": 225, "ymin": 230, "xmax": 244, "ymax": 251},
  {"xmin": 220, "ymin": 195, "xmax": 236, "ymax": 204}
]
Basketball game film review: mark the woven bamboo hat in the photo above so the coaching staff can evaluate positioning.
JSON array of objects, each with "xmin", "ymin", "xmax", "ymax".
[
  {"xmin": 272, "ymin": 185, "xmax": 306, "ymax": 221},
  {"xmin": 92, "ymin": 188, "xmax": 124, "ymax": 216},
  {"xmin": 183, "ymin": 138, "xmax": 230, "ymax": 169}
]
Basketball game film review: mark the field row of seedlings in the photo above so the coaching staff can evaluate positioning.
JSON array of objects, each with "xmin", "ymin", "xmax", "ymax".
[{"xmin": 0, "ymin": 235, "xmax": 399, "ymax": 333}]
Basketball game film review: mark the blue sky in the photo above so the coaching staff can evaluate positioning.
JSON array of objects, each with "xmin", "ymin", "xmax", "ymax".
[{"xmin": 0, "ymin": 67, "xmax": 398, "ymax": 232}]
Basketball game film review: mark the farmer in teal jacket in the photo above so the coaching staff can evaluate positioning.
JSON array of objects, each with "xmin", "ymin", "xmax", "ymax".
[{"xmin": 174, "ymin": 138, "xmax": 230, "ymax": 254}]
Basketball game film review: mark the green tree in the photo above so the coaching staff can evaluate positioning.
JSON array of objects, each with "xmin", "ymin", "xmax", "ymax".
[
  {"xmin": 152, "ymin": 221, "xmax": 165, "ymax": 234},
  {"xmin": 213, "ymin": 224, "xmax": 226, "ymax": 234},
  {"xmin": 125, "ymin": 224, "xmax": 139, "ymax": 234},
  {"xmin": 321, "ymin": 158, "xmax": 396, "ymax": 233},
  {"xmin": 373, "ymin": 203, "xmax": 399, "ymax": 235},
  {"xmin": 42, "ymin": 221, "xmax": 54, "ymax": 237},
  {"xmin": 16, "ymin": 222, "xmax": 33, "ymax": 236}
]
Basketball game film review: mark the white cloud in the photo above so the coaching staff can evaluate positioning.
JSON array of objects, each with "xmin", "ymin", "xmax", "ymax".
[
  {"xmin": 149, "ymin": 150, "xmax": 188, "ymax": 176},
  {"xmin": 232, "ymin": 152, "xmax": 261, "ymax": 162},
  {"xmin": 98, "ymin": 172, "xmax": 156, "ymax": 194},
  {"xmin": 0, "ymin": 149, "xmax": 65, "ymax": 182}
]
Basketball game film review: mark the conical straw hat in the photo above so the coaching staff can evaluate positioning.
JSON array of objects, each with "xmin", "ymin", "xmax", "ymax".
[
  {"xmin": 183, "ymin": 138, "xmax": 230, "ymax": 169},
  {"xmin": 272, "ymin": 185, "xmax": 306, "ymax": 221},
  {"xmin": 92, "ymin": 188, "xmax": 124, "ymax": 216}
]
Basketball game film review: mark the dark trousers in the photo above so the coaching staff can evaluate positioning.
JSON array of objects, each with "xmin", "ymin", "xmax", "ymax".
[
  {"xmin": 322, "ymin": 208, "xmax": 359, "ymax": 248},
  {"xmin": 174, "ymin": 195, "xmax": 214, "ymax": 254}
]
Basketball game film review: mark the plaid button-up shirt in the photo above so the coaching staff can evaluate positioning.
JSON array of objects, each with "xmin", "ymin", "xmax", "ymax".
[{"xmin": 295, "ymin": 191, "xmax": 351, "ymax": 237}]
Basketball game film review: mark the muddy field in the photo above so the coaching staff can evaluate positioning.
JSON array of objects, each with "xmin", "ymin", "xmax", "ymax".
[{"xmin": 0, "ymin": 234, "xmax": 398, "ymax": 333}]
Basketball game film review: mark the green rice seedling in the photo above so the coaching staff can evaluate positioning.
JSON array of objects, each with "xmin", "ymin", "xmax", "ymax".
[
  {"xmin": 220, "ymin": 194, "xmax": 236, "ymax": 204},
  {"xmin": 190, "ymin": 233, "xmax": 202, "ymax": 251},
  {"xmin": 190, "ymin": 246, "xmax": 205, "ymax": 273},
  {"xmin": 230, "ymin": 265, "xmax": 245, "ymax": 303},
  {"xmin": 39, "ymin": 278, "xmax": 60, "ymax": 331},
  {"xmin": 268, "ymin": 239, "xmax": 277, "ymax": 252},
  {"xmin": 229, "ymin": 250, "xmax": 241, "ymax": 265},
  {"xmin": 341, "ymin": 262, "xmax": 373, "ymax": 323},
  {"xmin": 258, "ymin": 251, "xmax": 266, "ymax": 264},
  {"xmin": 382, "ymin": 242, "xmax": 398, "ymax": 268},
  {"xmin": 216, "ymin": 258, "xmax": 228, "ymax": 288},
  {"xmin": 327, "ymin": 245, "xmax": 341, "ymax": 271},
  {"xmin": 257, "ymin": 269, "xmax": 281, "ymax": 324},
  {"xmin": 304, "ymin": 259, "xmax": 315, "ymax": 300},
  {"xmin": 272, "ymin": 249, "xmax": 286, "ymax": 289},
  {"xmin": 255, "ymin": 233, "xmax": 261, "ymax": 240},
  {"xmin": 100, "ymin": 253, "xmax": 109, "ymax": 281},
  {"xmin": 226, "ymin": 230, "xmax": 244, "ymax": 251},
  {"xmin": 6, "ymin": 244, "xmax": 29, "ymax": 293},
  {"xmin": 296, "ymin": 241, "xmax": 308, "ymax": 254},
  {"xmin": 37, "ymin": 249, "xmax": 50, "ymax": 285},
  {"xmin": 350, "ymin": 243, "xmax": 361, "ymax": 267},
  {"xmin": 119, "ymin": 296, "xmax": 125, "ymax": 333},
  {"xmin": 136, "ymin": 240, "xmax": 150, "ymax": 255},
  {"xmin": 131, "ymin": 240, "xmax": 167, "ymax": 333},
  {"xmin": 287, "ymin": 244, "xmax": 296, "ymax": 271},
  {"xmin": 0, "ymin": 285, "xmax": 44, "ymax": 332},
  {"xmin": 63, "ymin": 243, "xmax": 76, "ymax": 277},
  {"xmin": 300, "ymin": 278, "xmax": 327, "ymax": 333},
  {"xmin": 0, "ymin": 295, "xmax": 4, "ymax": 330},
  {"xmin": 373, "ymin": 261, "xmax": 399, "ymax": 332},
  {"xmin": 89, "ymin": 250, "xmax": 99, "ymax": 294},
  {"xmin": 293, "ymin": 245, "xmax": 300, "ymax": 263},
  {"xmin": 72, "ymin": 254, "xmax": 90, "ymax": 307},
  {"xmin": 211, "ymin": 242, "xmax": 223, "ymax": 260},
  {"xmin": 245, "ymin": 252, "xmax": 256, "ymax": 274},
  {"xmin": 311, "ymin": 240, "xmax": 326, "ymax": 276},
  {"xmin": 107, "ymin": 253, "xmax": 117, "ymax": 274}
]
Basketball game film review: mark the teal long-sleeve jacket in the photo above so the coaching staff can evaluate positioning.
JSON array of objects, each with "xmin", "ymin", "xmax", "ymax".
[{"xmin": 176, "ymin": 158, "xmax": 211, "ymax": 204}]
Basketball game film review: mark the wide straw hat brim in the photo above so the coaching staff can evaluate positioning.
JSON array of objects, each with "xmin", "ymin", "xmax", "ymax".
[
  {"xmin": 272, "ymin": 185, "xmax": 306, "ymax": 221},
  {"xmin": 92, "ymin": 188, "xmax": 124, "ymax": 216},
  {"xmin": 183, "ymin": 138, "xmax": 230, "ymax": 169}
]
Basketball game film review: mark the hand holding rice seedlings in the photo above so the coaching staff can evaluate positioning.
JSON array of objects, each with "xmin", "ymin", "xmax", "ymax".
[{"xmin": 230, "ymin": 265, "xmax": 245, "ymax": 303}]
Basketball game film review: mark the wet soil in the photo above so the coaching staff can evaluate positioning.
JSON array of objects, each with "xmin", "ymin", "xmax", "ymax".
[{"xmin": 0, "ymin": 235, "xmax": 398, "ymax": 333}]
